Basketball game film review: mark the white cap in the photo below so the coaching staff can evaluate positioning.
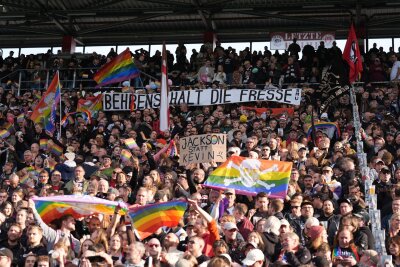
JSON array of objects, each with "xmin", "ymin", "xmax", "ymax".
[
  {"xmin": 223, "ymin": 222, "xmax": 238, "ymax": 231},
  {"xmin": 280, "ymin": 219, "xmax": 290, "ymax": 227},
  {"xmin": 242, "ymin": 249, "xmax": 265, "ymax": 266},
  {"xmin": 320, "ymin": 113, "xmax": 328, "ymax": 119}
]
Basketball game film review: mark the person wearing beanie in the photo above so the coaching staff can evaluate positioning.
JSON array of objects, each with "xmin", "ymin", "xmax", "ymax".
[
  {"xmin": 307, "ymin": 225, "xmax": 328, "ymax": 254},
  {"xmin": 262, "ymin": 216, "xmax": 281, "ymax": 260}
]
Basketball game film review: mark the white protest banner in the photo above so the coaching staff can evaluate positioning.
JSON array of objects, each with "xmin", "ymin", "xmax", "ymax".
[
  {"xmin": 103, "ymin": 88, "xmax": 302, "ymax": 111},
  {"xmin": 270, "ymin": 32, "xmax": 335, "ymax": 50},
  {"xmin": 179, "ymin": 134, "xmax": 226, "ymax": 165}
]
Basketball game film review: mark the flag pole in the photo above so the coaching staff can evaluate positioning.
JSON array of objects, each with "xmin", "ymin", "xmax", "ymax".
[{"xmin": 58, "ymin": 71, "xmax": 62, "ymax": 141}]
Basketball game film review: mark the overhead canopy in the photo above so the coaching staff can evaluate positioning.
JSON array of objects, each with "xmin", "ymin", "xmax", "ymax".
[{"xmin": 0, "ymin": 0, "xmax": 399, "ymax": 47}]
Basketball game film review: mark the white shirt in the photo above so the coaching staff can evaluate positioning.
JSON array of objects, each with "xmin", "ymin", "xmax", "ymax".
[{"xmin": 390, "ymin": 61, "xmax": 400, "ymax": 81}]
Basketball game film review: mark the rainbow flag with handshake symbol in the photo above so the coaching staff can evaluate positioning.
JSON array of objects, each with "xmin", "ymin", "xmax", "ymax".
[{"xmin": 204, "ymin": 156, "xmax": 292, "ymax": 198}]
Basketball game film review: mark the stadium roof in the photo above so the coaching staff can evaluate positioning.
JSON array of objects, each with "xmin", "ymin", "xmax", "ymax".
[{"xmin": 0, "ymin": 0, "xmax": 400, "ymax": 47}]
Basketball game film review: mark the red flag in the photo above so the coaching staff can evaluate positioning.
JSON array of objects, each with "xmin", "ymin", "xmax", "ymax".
[
  {"xmin": 159, "ymin": 43, "xmax": 170, "ymax": 132},
  {"xmin": 343, "ymin": 24, "xmax": 363, "ymax": 83}
]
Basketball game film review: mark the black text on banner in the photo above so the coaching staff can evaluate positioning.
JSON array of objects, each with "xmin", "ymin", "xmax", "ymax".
[{"xmin": 103, "ymin": 88, "xmax": 302, "ymax": 111}]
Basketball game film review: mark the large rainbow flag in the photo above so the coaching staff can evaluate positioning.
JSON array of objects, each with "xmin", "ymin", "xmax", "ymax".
[
  {"xmin": 128, "ymin": 200, "xmax": 187, "ymax": 240},
  {"xmin": 204, "ymin": 156, "xmax": 291, "ymax": 198},
  {"xmin": 30, "ymin": 72, "xmax": 61, "ymax": 129},
  {"xmin": 93, "ymin": 48, "xmax": 140, "ymax": 87},
  {"xmin": 33, "ymin": 195, "xmax": 127, "ymax": 224}
]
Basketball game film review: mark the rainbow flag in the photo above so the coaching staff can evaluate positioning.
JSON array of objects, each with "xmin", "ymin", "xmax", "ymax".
[
  {"xmin": 0, "ymin": 129, "xmax": 10, "ymax": 139},
  {"xmin": 306, "ymin": 122, "xmax": 340, "ymax": 140},
  {"xmin": 166, "ymin": 140, "xmax": 178, "ymax": 158},
  {"xmin": 20, "ymin": 166, "xmax": 39, "ymax": 185},
  {"xmin": 61, "ymin": 113, "xmax": 75, "ymax": 128},
  {"xmin": 204, "ymin": 156, "xmax": 292, "ymax": 198},
  {"xmin": 51, "ymin": 143, "xmax": 63, "ymax": 156},
  {"xmin": 93, "ymin": 49, "xmax": 140, "ymax": 87},
  {"xmin": 120, "ymin": 149, "xmax": 132, "ymax": 162},
  {"xmin": 4, "ymin": 123, "xmax": 15, "ymax": 135},
  {"xmin": 124, "ymin": 138, "xmax": 138, "ymax": 149},
  {"xmin": 128, "ymin": 200, "xmax": 187, "ymax": 240},
  {"xmin": 46, "ymin": 72, "xmax": 61, "ymax": 133},
  {"xmin": 32, "ymin": 195, "xmax": 128, "ymax": 224},
  {"xmin": 17, "ymin": 114, "xmax": 25, "ymax": 123},
  {"xmin": 39, "ymin": 139, "xmax": 48, "ymax": 150},
  {"xmin": 77, "ymin": 95, "xmax": 102, "ymax": 119},
  {"xmin": 30, "ymin": 72, "xmax": 61, "ymax": 129}
]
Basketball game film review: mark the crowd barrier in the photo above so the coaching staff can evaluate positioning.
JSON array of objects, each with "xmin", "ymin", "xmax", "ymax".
[{"xmin": 0, "ymin": 67, "xmax": 396, "ymax": 96}]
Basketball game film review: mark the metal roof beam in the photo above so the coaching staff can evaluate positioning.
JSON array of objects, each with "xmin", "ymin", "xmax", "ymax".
[
  {"xmin": 34, "ymin": 0, "xmax": 71, "ymax": 35},
  {"xmin": 136, "ymin": 0, "xmax": 193, "ymax": 7}
]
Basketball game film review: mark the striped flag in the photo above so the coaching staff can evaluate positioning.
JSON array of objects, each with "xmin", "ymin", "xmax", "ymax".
[
  {"xmin": 93, "ymin": 48, "xmax": 140, "ymax": 87},
  {"xmin": 204, "ymin": 156, "xmax": 292, "ymax": 198},
  {"xmin": 159, "ymin": 43, "xmax": 169, "ymax": 132},
  {"xmin": 128, "ymin": 200, "xmax": 187, "ymax": 240},
  {"xmin": 120, "ymin": 149, "xmax": 133, "ymax": 162},
  {"xmin": 77, "ymin": 95, "xmax": 102, "ymax": 119},
  {"xmin": 31, "ymin": 72, "xmax": 61, "ymax": 133}
]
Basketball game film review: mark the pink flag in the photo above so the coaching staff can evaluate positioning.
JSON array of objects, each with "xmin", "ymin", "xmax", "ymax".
[{"xmin": 159, "ymin": 43, "xmax": 169, "ymax": 132}]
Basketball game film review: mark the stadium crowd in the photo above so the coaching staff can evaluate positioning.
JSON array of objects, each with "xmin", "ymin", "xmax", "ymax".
[{"xmin": 0, "ymin": 39, "xmax": 399, "ymax": 267}]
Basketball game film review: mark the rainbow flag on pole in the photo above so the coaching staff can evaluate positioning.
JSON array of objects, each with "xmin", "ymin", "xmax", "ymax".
[
  {"xmin": 128, "ymin": 200, "xmax": 187, "ymax": 240},
  {"xmin": 51, "ymin": 143, "xmax": 63, "ymax": 156},
  {"xmin": 93, "ymin": 49, "xmax": 140, "ymax": 87},
  {"xmin": 30, "ymin": 72, "xmax": 61, "ymax": 131},
  {"xmin": 204, "ymin": 156, "xmax": 292, "ymax": 198},
  {"xmin": 39, "ymin": 139, "xmax": 48, "ymax": 150},
  {"xmin": 124, "ymin": 138, "xmax": 138, "ymax": 149},
  {"xmin": 33, "ymin": 195, "xmax": 127, "ymax": 224},
  {"xmin": 120, "ymin": 149, "xmax": 132, "ymax": 162}
]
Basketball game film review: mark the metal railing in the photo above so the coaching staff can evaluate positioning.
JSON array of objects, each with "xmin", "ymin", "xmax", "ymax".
[{"xmin": 0, "ymin": 67, "xmax": 396, "ymax": 97}]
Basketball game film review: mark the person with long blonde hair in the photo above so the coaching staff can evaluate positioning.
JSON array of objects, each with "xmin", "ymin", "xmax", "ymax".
[{"xmin": 91, "ymin": 228, "xmax": 109, "ymax": 252}]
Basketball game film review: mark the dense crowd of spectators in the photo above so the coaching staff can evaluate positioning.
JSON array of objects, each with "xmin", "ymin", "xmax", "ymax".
[
  {"xmin": 0, "ymin": 39, "xmax": 399, "ymax": 267},
  {"xmin": 1, "ymin": 40, "xmax": 400, "ymax": 91}
]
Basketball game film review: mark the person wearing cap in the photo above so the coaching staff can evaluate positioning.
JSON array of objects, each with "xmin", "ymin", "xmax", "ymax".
[
  {"xmin": 322, "ymin": 165, "xmax": 342, "ymax": 199},
  {"xmin": 338, "ymin": 198, "xmax": 354, "ymax": 217},
  {"xmin": 373, "ymin": 165, "xmax": 393, "ymax": 214},
  {"xmin": 221, "ymin": 221, "xmax": 244, "ymax": 263},
  {"xmin": 353, "ymin": 212, "xmax": 375, "ymax": 250},
  {"xmin": 0, "ymin": 247, "xmax": 13, "ymax": 267},
  {"xmin": 241, "ymin": 248, "xmax": 265, "ymax": 267},
  {"xmin": 279, "ymin": 219, "xmax": 293, "ymax": 236},
  {"xmin": 222, "ymin": 188, "xmax": 236, "ymax": 215},
  {"xmin": 295, "ymin": 147, "xmax": 307, "ymax": 169}
]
